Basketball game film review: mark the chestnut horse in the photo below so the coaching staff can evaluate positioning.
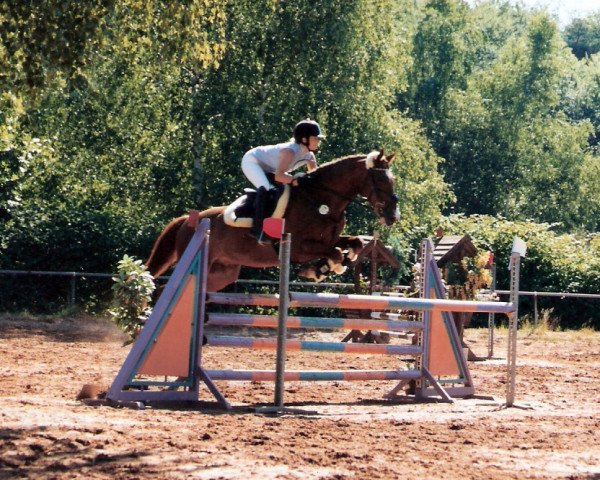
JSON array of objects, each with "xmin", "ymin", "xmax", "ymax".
[{"xmin": 146, "ymin": 151, "xmax": 399, "ymax": 292}]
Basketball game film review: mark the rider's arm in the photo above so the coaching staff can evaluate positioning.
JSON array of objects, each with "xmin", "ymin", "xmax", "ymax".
[
  {"xmin": 306, "ymin": 152, "xmax": 317, "ymax": 172},
  {"xmin": 274, "ymin": 148, "xmax": 297, "ymax": 185}
]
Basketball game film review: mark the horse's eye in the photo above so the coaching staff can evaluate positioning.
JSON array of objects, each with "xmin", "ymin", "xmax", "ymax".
[{"xmin": 392, "ymin": 194, "xmax": 399, "ymax": 202}]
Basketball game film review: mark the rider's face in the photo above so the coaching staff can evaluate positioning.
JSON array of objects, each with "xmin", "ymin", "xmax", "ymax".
[{"xmin": 307, "ymin": 136, "xmax": 321, "ymax": 151}]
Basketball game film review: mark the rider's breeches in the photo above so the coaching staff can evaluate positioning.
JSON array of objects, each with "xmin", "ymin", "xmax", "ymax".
[{"xmin": 241, "ymin": 153, "xmax": 273, "ymax": 190}]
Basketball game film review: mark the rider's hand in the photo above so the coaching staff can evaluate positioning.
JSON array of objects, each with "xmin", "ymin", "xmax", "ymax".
[{"xmin": 292, "ymin": 173, "xmax": 306, "ymax": 187}]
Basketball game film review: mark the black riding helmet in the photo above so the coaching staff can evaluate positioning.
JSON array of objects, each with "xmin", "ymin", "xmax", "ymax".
[{"xmin": 293, "ymin": 119, "xmax": 325, "ymax": 148}]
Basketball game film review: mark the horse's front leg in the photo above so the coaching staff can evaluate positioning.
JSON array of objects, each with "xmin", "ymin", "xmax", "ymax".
[
  {"xmin": 334, "ymin": 235, "xmax": 365, "ymax": 264},
  {"xmin": 295, "ymin": 242, "xmax": 346, "ymax": 282}
]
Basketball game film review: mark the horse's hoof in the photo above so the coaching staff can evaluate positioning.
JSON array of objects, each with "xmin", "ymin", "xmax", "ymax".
[
  {"xmin": 346, "ymin": 249, "xmax": 358, "ymax": 262},
  {"xmin": 332, "ymin": 264, "xmax": 347, "ymax": 275},
  {"xmin": 299, "ymin": 266, "xmax": 329, "ymax": 283},
  {"xmin": 327, "ymin": 258, "xmax": 346, "ymax": 275}
]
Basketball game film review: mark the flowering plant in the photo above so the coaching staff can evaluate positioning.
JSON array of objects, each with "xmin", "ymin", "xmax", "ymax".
[{"xmin": 445, "ymin": 251, "xmax": 493, "ymax": 300}]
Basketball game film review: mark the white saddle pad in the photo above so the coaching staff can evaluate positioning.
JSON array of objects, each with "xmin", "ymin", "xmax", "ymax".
[{"xmin": 223, "ymin": 185, "xmax": 291, "ymax": 228}]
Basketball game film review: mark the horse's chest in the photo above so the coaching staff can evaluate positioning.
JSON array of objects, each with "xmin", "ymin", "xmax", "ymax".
[{"xmin": 300, "ymin": 217, "xmax": 343, "ymax": 244}]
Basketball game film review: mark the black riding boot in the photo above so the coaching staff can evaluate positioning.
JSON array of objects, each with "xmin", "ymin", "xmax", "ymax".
[{"xmin": 250, "ymin": 186, "xmax": 268, "ymax": 240}]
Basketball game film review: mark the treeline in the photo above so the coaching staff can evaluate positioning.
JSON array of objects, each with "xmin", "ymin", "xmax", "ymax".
[{"xmin": 1, "ymin": 1, "xmax": 599, "ymax": 325}]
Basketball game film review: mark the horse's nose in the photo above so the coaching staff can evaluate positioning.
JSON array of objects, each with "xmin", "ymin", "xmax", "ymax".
[{"xmin": 386, "ymin": 208, "xmax": 400, "ymax": 226}]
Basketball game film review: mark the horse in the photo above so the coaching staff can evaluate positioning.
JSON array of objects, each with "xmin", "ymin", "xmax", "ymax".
[{"xmin": 146, "ymin": 150, "xmax": 399, "ymax": 292}]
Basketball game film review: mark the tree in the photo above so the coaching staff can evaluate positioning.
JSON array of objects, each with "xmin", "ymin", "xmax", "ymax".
[
  {"xmin": 469, "ymin": 0, "xmax": 529, "ymax": 69},
  {"xmin": 441, "ymin": 14, "xmax": 598, "ymax": 230},
  {"xmin": 192, "ymin": 0, "xmax": 451, "ymax": 241},
  {"xmin": 560, "ymin": 54, "xmax": 600, "ymax": 148},
  {"xmin": 0, "ymin": 1, "xmax": 229, "ymax": 273},
  {"xmin": 399, "ymin": 0, "xmax": 480, "ymax": 143},
  {"xmin": 0, "ymin": 1, "xmax": 112, "ymax": 92},
  {"xmin": 563, "ymin": 14, "xmax": 600, "ymax": 60}
]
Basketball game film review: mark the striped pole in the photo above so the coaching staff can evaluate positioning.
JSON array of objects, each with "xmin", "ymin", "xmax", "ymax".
[
  {"xmin": 205, "ymin": 335, "xmax": 422, "ymax": 356},
  {"xmin": 207, "ymin": 369, "xmax": 422, "ymax": 382},
  {"xmin": 208, "ymin": 291, "xmax": 515, "ymax": 314},
  {"xmin": 506, "ymin": 251, "xmax": 522, "ymax": 407},
  {"xmin": 207, "ymin": 313, "xmax": 423, "ymax": 333}
]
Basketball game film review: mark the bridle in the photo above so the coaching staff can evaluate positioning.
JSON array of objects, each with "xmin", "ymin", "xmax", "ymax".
[
  {"xmin": 364, "ymin": 167, "xmax": 398, "ymax": 218},
  {"xmin": 297, "ymin": 165, "xmax": 397, "ymax": 220}
]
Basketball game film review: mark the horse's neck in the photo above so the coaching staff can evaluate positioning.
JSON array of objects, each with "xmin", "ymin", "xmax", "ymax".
[{"xmin": 315, "ymin": 157, "xmax": 367, "ymax": 200}]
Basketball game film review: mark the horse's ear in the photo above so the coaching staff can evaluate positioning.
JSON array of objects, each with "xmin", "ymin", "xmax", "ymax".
[
  {"xmin": 377, "ymin": 149, "xmax": 385, "ymax": 161},
  {"xmin": 386, "ymin": 153, "xmax": 395, "ymax": 164}
]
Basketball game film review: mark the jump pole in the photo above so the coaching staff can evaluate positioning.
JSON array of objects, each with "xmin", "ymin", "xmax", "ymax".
[{"xmin": 506, "ymin": 237, "xmax": 526, "ymax": 407}]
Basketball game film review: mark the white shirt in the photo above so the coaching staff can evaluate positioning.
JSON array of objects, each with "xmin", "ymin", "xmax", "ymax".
[{"xmin": 247, "ymin": 141, "xmax": 313, "ymax": 173}]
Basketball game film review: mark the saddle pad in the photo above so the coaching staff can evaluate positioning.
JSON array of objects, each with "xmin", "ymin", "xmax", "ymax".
[{"xmin": 223, "ymin": 184, "xmax": 291, "ymax": 228}]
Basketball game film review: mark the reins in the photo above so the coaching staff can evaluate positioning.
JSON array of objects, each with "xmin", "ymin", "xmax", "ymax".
[{"xmin": 297, "ymin": 166, "xmax": 392, "ymax": 217}]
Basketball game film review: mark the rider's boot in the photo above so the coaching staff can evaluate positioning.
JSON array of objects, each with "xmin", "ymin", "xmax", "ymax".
[{"xmin": 250, "ymin": 186, "xmax": 268, "ymax": 242}]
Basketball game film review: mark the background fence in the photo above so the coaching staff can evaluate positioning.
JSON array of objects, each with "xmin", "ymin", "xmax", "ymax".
[{"xmin": 0, "ymin": 269, "xmax": 599, "ymax": 327}]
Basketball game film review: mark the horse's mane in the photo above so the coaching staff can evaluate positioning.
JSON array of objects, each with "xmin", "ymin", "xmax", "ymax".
[{"xmin": 305, "ymin": 153, "xmax": 367, "ymax": 184}]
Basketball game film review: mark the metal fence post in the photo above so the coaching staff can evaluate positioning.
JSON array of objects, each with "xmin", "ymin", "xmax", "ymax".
[{"xmin": 69, "ymin": 275, "xmax": 77, "ymax": 308}]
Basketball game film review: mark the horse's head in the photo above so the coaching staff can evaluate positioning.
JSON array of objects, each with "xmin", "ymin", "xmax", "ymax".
[{"xmin": 362, "ymin": 150, "xmax": 399, "ymax": 226}]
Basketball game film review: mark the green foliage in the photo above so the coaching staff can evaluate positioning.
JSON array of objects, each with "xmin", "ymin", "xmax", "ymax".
[
  {"xmin": 0, "ymin": 1, "xmax": 111, "ymax": 91},
  {"xmin": 563, "ymin": 13, "xmax": 600, "ymax": 59},
  {"xmin": 0, "ymin": 1, "xmax": 227, "ymax": 95},
  {"xmin": 437, "ymin": 214, "xmax": 600, "ymax": 328},
  {"xmin": 0, "ymin": 1, "xmax": 229, "ymax": 275},
  {"xmin": 1, "ymin": 0, "xmax": 600, "ymax": 325},
  {"xmin": 0, "ymin": 92, "xmax": 25, "ymax": 224},
  {"xmin": 560, "ymin": 54, "xmax": 600, "ymax": 148},
  {"xmin": 469, "ymin": 0, "xmax": 529, "ymax": 68},
  {"xmin": 439, "ymin": 13, "xmax": 598, "ymax": 230},
  {"xmin": 401, "ymin": 0, "xmax": 480, "ymax": 130},
  {"xmin": 110, "ymin": 255, "xmax": 155, "ymax": 341}
]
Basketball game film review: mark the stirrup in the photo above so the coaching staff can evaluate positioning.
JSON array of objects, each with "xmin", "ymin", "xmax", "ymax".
[{"xmin": 249, "ymin": 223, "xmax": 268, "ymax": 245}]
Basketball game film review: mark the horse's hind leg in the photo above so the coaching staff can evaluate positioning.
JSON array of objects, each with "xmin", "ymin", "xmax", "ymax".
[{"xmin": 206, "ymin": 263, "xmax": 242, "ymax": 292}]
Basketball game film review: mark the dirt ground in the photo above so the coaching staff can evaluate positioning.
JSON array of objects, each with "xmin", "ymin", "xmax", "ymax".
[{"xmin": 1, "ymin": 313, "xmax": 599, "ymax": 480}]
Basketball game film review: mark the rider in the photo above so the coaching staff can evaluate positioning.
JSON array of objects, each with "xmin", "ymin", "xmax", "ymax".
[{"xmin": 241, "ymin": 119, "xmax": 325, "ymax": 239}]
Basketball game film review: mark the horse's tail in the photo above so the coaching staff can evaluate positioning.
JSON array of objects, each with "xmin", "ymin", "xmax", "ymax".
[
  {"xmin": 145, "ymin": 215, "xmax": 189, "ymax": 278},
  {"xmin": 145, "ymin": 207, "xmax": 226, "ymax": 278}
]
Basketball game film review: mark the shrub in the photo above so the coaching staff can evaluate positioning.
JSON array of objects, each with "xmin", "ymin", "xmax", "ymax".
[
  {"xmin": 437, "ymin": 214, "xmax": 600, "ymax": 329},
  {"xmin": 110, "ymin": 255, "xmax": 155, "ymax": 343}
]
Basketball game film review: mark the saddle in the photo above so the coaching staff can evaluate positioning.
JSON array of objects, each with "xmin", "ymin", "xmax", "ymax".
[{"xmin": 223, "ymin": 184, "xmax": 290, "ymax": 229}]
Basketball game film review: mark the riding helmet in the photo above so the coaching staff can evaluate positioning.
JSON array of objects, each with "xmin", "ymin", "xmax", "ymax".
[{"xmin": 293, "ymin": 119, "xmax": 325, "ymax": 143}]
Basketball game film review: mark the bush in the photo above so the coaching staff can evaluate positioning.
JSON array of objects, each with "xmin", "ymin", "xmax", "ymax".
[
  {"xmin": 110, "ymin": 255, "xmax": 155, "ymax": 342},
  {"xmin": 437, "ymin": 214, "xmax": 600, "ymax": 329}
]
